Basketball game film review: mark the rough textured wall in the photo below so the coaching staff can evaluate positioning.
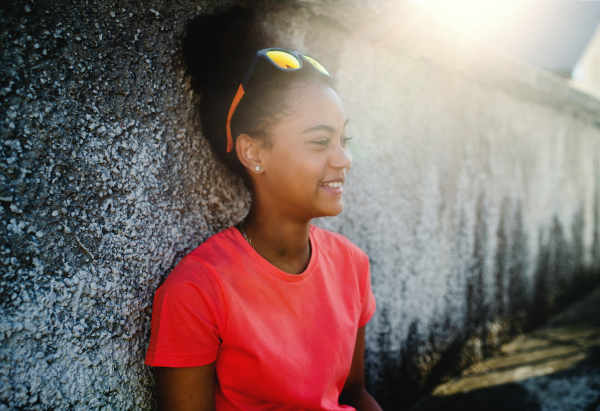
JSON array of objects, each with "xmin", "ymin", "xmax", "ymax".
[
  {"xmin": 303, "ymin": 2, "xmax": 600, "ymax": 405},
  {"xmin": 1, "ymin": 0, "xmax": 599, "ymax": 410},
  {"xmin": 1, "ymin": 1, "xmax": 250, "ymax": 409}
]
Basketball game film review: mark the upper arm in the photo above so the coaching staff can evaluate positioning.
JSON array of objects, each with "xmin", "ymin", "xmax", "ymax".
[
  {"xmin": 145, "ymin": 257, "xmax": 226, "ymax": 368},
  {"xmin": 341, "ymin": 246, "xmax": 374, "ymax": 400},
  {"xmin": 154, "ymin": 363, "xmax": 216, "ymax": 411},
  {"xmin": 340, "ymin": 325, "xmax": 366, "ymax": 399},
  {"xmin": 148, "ymin": 258, "xmax": 222, "ymax": 410},
  {"xmin": 353, "ymin": 246, "xmax": 376, "ymax": 328},
  {"xmin": 339, "ymin": 326, "xmax": 383, "ymax": 411}
]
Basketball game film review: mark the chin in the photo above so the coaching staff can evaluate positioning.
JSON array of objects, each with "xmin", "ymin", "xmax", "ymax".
[{"xmin": 317, "ymin": 201, "xmax": 344, "ymax": 217}]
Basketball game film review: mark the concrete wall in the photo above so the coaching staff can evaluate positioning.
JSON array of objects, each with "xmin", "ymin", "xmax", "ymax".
[
  {"xmin": 1, "ymin": 0, "xmax": 599, "ymax": 409},
  {"xmin": 303, "ymin": 3, "xmax": 600, "ymax": 405},
  {"xmin": 572, "ymin": 22, "xmax": 600, "ymax": 100}
]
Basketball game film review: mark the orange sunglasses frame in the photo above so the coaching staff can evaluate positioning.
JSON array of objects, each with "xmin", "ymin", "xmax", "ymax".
[{"xmin": 225, "ymin": 48, "xmax": 332, "ymax": 153}]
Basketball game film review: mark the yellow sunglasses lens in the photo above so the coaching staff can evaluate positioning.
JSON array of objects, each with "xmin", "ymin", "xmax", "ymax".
[
  {"xmin": 301, "ymin": 54, "xmax": 331, "ymax": 76},
  {"xmin": 266, "ymin": 50, "xmax": 301, "ymax": 70}
]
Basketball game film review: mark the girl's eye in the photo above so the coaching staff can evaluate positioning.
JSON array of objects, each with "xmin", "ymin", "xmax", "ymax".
[{"xmin": 312, "ymin": 137, "xmax": 353, "ymax": 147}]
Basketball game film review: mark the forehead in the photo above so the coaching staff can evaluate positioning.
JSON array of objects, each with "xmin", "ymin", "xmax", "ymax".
[{"xmin": 282, "ymin": 82, "xmax": 347, "ymax": 131}]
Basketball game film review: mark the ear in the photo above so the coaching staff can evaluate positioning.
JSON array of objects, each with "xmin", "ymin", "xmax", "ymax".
[{"xmin": 236, "ymin": 133, "xmax": 264, "ymax": 173}]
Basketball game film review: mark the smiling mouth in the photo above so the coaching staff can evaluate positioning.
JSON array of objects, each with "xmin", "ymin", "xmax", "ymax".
[
  {"xmin": 319, "ymin": 181, "xmax": 343, "ymax": 188},
  {"xmin": 319, "ymin": 181, "xmax": 344, "ymax": 194}
]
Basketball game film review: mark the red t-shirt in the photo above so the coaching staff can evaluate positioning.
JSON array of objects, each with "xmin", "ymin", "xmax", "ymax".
[{"xmin": 145, "ymin": 224, "xmax": 376, "ymax": 410}]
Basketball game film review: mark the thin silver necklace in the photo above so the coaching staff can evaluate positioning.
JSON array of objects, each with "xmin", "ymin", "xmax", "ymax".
[
  {"xmin": 240, "ymin": 218, "xmax": 253, "ymax": 247},
  {"xmin": 240, "ymin": 218, "xmax": 312, "ymax": 261}
]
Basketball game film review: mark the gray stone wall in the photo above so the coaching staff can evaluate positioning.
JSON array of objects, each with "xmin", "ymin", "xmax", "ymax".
[{"xmin": 1, "ymin": 1, "xmax": 599, "ymax": 409}]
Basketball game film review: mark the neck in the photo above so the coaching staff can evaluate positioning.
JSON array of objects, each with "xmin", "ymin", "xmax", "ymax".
[{"xmin": 240, "ymin": 197, "xmax": 312, "ymax": 274}]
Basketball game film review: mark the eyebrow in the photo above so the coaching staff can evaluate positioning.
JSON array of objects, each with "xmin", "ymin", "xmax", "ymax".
[{"xmin": 301, "ymin": 118, "xmax": 349, "ymax": 134}]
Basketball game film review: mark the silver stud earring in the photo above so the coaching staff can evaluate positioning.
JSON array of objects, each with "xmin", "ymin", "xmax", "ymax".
[{"xmin": 254, "ymin": 165, "xmax": 261, "ymax": 172}]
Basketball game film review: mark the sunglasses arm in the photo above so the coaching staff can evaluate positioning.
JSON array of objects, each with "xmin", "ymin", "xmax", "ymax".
[
  {"xmin": 226, "ymin": 85, "xmax": 245, "ymax": 153},
  {"xmin": 226, "ymin": 54, "xmax": 261, "ymax": 153},
  {"xmin": 242, "ymin": 54, "xmax": 260, "ymax": 90}
]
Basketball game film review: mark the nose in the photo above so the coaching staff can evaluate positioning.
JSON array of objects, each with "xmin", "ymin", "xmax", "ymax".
[{"xmin": 330, "ymin": 141, "xmax": 352, "ymax": 171}]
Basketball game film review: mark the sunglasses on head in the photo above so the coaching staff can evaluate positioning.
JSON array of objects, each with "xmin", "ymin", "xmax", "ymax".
[{"xmin": 225, "ymin": 48, "xmax": 333, "ymax": 153}]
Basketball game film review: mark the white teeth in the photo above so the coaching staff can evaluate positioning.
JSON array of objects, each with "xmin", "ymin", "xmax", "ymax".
[{"xmin": 321, "ymin": 182, "xmax": 342, "ymax": 188}]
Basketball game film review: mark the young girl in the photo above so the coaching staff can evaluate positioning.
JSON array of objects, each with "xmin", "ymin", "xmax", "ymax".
[{"xmin": 145, "ymin": 9, "xmax": 381, "ymax": 411}]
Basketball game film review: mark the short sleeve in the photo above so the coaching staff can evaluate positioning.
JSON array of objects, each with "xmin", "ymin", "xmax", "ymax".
[
  {"xmin": 354, "ymin": 247, "xmax": 377, "ymax": 327},
  {"xmin": 145, "ymin": 255, "xmax": 227, "ymax": 367}
]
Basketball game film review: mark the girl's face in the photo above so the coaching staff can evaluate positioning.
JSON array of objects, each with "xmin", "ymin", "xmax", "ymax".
[{"xmin": 256, "ymin": 82, "xmax": 352, "ymax": 220}]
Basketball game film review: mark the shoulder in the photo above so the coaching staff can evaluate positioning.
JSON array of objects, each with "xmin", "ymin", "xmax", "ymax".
[
  {"xmin": 312, "ymin": 226, "xmax": 372, "ymax": 304},
  {"xmin": 159, "ymin": 227, "xmax": 239, "ymax": 293},
  {"xmin": 156, "ymin": 255, "xmax": 218, "ymax": 306},
  {"xmin": 311, "ymin": 225, "xmax": 368, "ymax": 265},
  {"xmin": 188, "ymin": 226, "xmax": 240, "ymax": 262}
]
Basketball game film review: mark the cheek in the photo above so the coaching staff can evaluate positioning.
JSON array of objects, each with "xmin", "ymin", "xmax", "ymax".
[{"xmin": 270, "ymin": 148, "xmax": 324, "ymax": 191}]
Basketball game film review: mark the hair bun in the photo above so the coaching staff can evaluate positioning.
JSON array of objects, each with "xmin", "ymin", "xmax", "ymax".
[{"xmin": 182, "ymin": 7, "xmax": 272, "ymax": 93}]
